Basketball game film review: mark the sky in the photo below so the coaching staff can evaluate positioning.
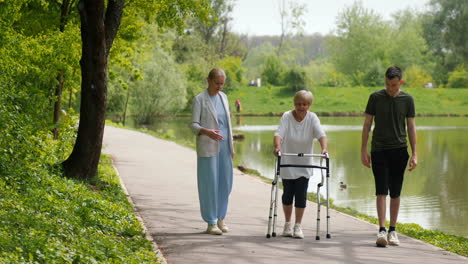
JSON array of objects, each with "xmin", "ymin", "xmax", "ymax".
[{"xmin": 231, "ymin": 0, "xmax": 430, "ymax": 36}]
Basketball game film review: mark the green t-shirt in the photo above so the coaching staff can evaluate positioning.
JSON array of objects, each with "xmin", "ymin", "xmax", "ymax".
[{"xmin": 365, "ymin": 89, "xmax": 415, "ymax": 152}]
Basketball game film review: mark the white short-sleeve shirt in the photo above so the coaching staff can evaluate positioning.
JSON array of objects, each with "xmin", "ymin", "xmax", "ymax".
[{"xmin": 274, "ymin": 110, "xmax": 326, "ymax": 179}]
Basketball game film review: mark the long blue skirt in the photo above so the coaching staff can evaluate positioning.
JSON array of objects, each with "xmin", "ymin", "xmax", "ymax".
[{"xmin": 197, "ymin": 139, "xmax": 233, "ymax": 224}]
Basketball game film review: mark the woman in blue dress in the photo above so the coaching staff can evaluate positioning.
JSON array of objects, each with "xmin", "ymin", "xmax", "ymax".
[{"xmin": 190, "ymin": 68, "xmax": 234, "ymax": 235}]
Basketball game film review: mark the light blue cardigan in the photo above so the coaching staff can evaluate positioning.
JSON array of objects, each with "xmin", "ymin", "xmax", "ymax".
[{"xmin": 190, "ymin": 89, "xmax": 234, "ymax": 157}]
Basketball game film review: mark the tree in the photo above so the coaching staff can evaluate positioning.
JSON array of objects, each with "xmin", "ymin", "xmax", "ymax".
[
  {"xmin": 422, "ymin": 0, "xmax": 468, "ymax": 84},
  {"xmin": 194, "ymin": 0, "xmax": 233, "ymax": 44},
  {"xmin": 62, "ymin": 0, "xmax": 210, "ymax": 179},
  {"xmin": 62, "ymin": 0, "xmax": 124, "ymax": 179},
  {"xmin": 427, "ymin": 0, "xmax": 468, "ymax": 64},
  {"xmin": 242, "ymin": 42, "xmax": 276, "ymax": 80},
  {"xmin": 189, "ymin": 0, "xmax": 235, "ymax": 59},
  {"xmin": 53, "ymin": 0, "xmax": 79, "ymax": 139},
  {"xmin": 389, "ymin": 10, "xmax": 428, "ymax": 71},
  {"xmin": 276, "ymin": 0, "xmax": 307, "ymax": 56},
  {"xmin": 0, "ymin": 1, "xmax": 82, "ymax": 139},
  {"xmin": 327, "ymin": 2, "xmax": 390, "ymax": 84},
  {"xmin": 131, "ymin": 44, "xmax": 187, "ymax": 124}
]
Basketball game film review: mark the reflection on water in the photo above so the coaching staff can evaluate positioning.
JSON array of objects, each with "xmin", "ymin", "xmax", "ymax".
[
  {"xmin": 136, "ymin": 115, "xmax": 468, "ymax": 237},
  {"xmin": 235, "ymin": 124, "xmax": 468, "ymax": 132},
  {"xmin": 235, "ymin": 124, "xmax": 364, "ymax": 131}
]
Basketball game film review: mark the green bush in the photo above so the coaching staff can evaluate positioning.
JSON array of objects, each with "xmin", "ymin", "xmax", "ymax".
[
  {"xmin": 182, "ymin": 61, "xmax": 210, "ymax": 108},
  {"xmin": 447, "ymin": 64, "xmax": 468, "ymax": 88},
  {"xmin": 131, "ymin": 45, "xmax": 187, "ymax": 124},
  {"xmin": 261, "ymin": 55, "xmax": 286, "ymax": 86},
  {"xmin": 321, "ymin": 69, "xmax": 350, "ymax": 87},
  {"xmin": 362, "ymin": 61, "xmax": 384, "ymax": 87},
  {"xmin": 217, "ymin": 56, "xmax": 245, "ymax": 90},
  {"xmin": 284, "ymin": 67, "xmax": 309, "ymax": 91},
  {"xmin": 405, "ymin": 65, "xmax": 434, "ymax": 88}
]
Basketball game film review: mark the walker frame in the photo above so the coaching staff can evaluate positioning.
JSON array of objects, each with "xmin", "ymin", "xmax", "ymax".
[{"xmin": 266, "ymin": 152, "xmax": 331, "ymax": 240}]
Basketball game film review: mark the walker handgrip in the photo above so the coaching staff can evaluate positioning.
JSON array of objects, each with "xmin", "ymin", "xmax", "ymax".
[{"xmin": 281, "ymin": 152, "xmax": 328, "ymax": 158}]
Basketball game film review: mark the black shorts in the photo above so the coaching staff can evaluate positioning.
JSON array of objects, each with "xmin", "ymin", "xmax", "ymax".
[
  {"xmin": 282, "ymin": 177, "xmax": 309, "ymax": 208},
  {"xmin": 371, "ymin": 147, "xmax": 409, "ymax": 198}
]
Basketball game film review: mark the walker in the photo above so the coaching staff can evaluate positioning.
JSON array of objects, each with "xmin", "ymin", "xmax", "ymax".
[{"xmin": 266, "ymin": 152, "xmax": 331, "ymax": 240}]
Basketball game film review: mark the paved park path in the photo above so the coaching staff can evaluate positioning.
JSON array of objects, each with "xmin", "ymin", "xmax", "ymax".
[{"xmin": 103, "ymin": 125, "xmax": 466, "ymax": 264}]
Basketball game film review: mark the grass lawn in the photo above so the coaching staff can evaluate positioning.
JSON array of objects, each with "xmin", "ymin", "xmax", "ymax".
[{"xmin": 225, "ymin": 85, "xmax": 468, "ymax": 116}]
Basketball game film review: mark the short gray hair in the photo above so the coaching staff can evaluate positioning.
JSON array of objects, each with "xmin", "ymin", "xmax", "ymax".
[{"xmin": 294, "ymin": 90, "xmax": 314, "ymax": 104}]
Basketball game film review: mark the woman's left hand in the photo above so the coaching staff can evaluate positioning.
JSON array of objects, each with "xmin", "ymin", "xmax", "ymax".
[{"xmin": 322, "ymin": 149, "xmax": 329, "ymax": 157}]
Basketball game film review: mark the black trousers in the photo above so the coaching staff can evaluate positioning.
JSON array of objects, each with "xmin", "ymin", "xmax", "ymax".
[
  {"xmin": 371, "ymin": 147, "xmax": 409, "ymax": 198},
  {"xmin": 282, "ymin": 177, "xmax": 309, "ymax": 208}
]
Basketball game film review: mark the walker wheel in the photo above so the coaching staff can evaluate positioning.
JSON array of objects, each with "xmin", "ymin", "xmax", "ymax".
[
  {"xmin": 266, "ymin": 234, "xmax": 271, "ymax": 238},
  {"xmin": 326, "ymin": 234, "xmax": 331, "ymax": 239},
  {"xmin": 272, "ymin": 232, "xmax": 276, "ymax": 237},
  {"xmin": 316, "ymin": 236, "xmax": 320, "ymax": 240}
]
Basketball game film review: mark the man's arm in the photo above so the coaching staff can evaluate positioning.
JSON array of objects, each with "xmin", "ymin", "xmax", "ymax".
[
  {"xmin": 407, "ymin": 117, "xmax": 417, "ymax": 171},
  {"xmin": 361, "ymin": 114, "xmax": 374, "ymax": 168}
]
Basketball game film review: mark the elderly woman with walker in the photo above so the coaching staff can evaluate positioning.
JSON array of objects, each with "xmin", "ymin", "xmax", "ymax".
[{"xmin": 273, "ymin": 90, "xmax": 328, "ymax": 239}]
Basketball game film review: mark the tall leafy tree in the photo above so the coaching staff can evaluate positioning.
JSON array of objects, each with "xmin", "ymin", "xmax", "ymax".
[
  {"xmin": 63, "ymin": 0, "xmax": 210, "ymax": 179},
  {"xmin": 423, "ymin": 0, "xmax": 468, "ymax": 84},
  {"xmin": 53, "ymin": 0, "xmax": 78, "ymax": 139},
  {"xmin": 178, "ymin": 0, "xmax": 240, "ymax": 62},
  {"xmin": 0, "ymin": 1, "xmax": 81, "ymax": 138},
  {"xmin": 62, "ymin": 0, "xmax": 125, "ymax": 179},
  {"xmin": 389, "ymin": 10, "xmax": 428, "ymax": 71},
  {"xmin": 426, "ymin": 0, "xmax": 468, "ymax": 64},
  {"xmin": 276, "ymin": 0, "xmax": 307, "ymax": 56},
  {"xmin": 327, "ymin": 1, "xmax": 390, "ymax": 84},
  {"xmin": 193, "ymin": 0, "xmax": 234, "ymax": 45}
]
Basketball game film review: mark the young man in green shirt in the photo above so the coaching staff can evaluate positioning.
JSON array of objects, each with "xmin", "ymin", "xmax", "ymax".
[{"xmin": 361, "ymin": 66, "xmax": 418, "ymax": 247}]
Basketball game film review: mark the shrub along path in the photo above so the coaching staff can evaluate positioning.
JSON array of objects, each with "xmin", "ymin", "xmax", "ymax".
[{"xmin": 103, "ymin": 126, "xmax": 466, "ymax": 264}]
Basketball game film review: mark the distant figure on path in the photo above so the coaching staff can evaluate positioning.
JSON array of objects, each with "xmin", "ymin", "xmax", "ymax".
[
  {"xmin": 190, "ymin": 68, "xmax": 234, "ymax": 235},
  {"xmin": 273, "ymin": 90, "xmax": 328, "ymax": 239},
  {"xmin": 361, "ymin": 66, "xmax": 418, "ymax": 247},
  {"xmin": 235, "ymin": 99, "xmax": 241, "ymax": 113}
]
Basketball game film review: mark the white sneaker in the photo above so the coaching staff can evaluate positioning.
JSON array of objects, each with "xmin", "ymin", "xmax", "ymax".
[
  {"xmin": 282, "ymin": 222, "xmax": 293, "ymax": 237},
  {"xmin": 388, "ymin": 231, "xmax": 400, "ymax": 246},
  {"xmin": 206, "ymin": 224, "xmax": 223, "ymax": 235},
  {"xmin": 217, "ymin": 219, "xmax": 229, "ymax": 233},
  {"xmin": 376, "ymin": 230, "xmax": 388, "ymax": 247},
  {"xmin": 293, "ymin": 224, "xmax": 304, "ymax": 239}
]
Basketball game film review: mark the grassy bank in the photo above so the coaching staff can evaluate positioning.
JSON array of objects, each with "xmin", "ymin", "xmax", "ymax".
[
  {"xmin": 224, "ymin": 85, "xmax": 468, "ymax": 116},
  {"xmin": 0, "ymin": 150, "xmax": 160, "ymax": 263},
  {"xmin": 123, "ymin": 122, "xmax": 467, "ymax": 257}
]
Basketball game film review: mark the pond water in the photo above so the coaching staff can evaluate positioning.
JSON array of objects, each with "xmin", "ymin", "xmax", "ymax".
[{"xmin": 129, "ymin": 115, "xmax": 468, "ymax": 237}]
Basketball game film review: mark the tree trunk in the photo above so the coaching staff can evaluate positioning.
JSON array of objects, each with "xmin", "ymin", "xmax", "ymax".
[
  {"xmin": 52, "ymin": 0, "xmax": 74, "ymax": 139},
  {"xmin": 122, "ymin": 85, "xmax": 130, "ymax": 126},
  {"xmin": 63, "ymin": 0, "xmax": 123, "ymax": 179},
  {"xmin": 53, "ymin": 72, "xmax": 64, "ymax": 139},
  {"xmin": 219, "ymin": 18, "xmax": 228, "ymax": 55},
  {"xmin": 276, "ymin": 0, "xmax": 287, "ymax": 56}
]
